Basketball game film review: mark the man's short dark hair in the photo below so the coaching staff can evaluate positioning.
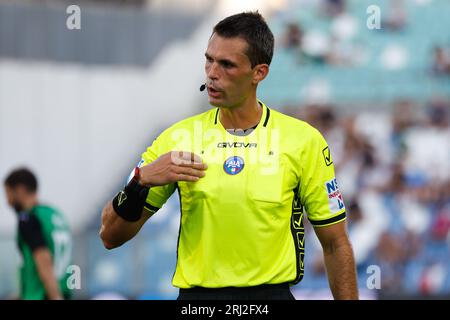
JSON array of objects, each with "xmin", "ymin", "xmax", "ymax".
[
  {"xmin": 4, "ymin": 167, "xmax": 38, "ymax": 192},
  {"xmin": 213, "ymin": 11, "xmax": 274, "ymax": 68}
]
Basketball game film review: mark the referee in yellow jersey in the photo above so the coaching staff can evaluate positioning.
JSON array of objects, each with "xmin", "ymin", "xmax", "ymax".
[{"xmin": 100, "ymin": 11, "xmax": 358, "ymax": 300}]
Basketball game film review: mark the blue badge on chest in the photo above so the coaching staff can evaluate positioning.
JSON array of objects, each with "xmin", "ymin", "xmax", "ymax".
[{"xmin": 223, "ymin": 156, "xmax": 245, "ymax": 175}]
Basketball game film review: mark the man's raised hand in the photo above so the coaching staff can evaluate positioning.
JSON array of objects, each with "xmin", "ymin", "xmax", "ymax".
[{"xmin": 137, "ymin": 151, "xmax": 207, "ymax": 187}]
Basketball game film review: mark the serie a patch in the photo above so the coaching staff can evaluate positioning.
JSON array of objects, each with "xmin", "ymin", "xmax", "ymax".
[{"xmin": 325, "ymin": 178, "xmax": 345, "ymax": 213}]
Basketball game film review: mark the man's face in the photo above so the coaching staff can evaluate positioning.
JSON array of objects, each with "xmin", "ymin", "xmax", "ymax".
[
  {"xmin": 204, "ymin": 33, "xmax": 255, "ymax": 108},
  {"xmin": 4, "ymin": 185, "xmax": 27, "ymax": 213}
]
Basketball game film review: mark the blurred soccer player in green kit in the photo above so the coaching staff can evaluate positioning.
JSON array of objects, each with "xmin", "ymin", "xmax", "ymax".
[{"xmin": 3, "ymin": 168, "xmax": 72, "ymax": 300}]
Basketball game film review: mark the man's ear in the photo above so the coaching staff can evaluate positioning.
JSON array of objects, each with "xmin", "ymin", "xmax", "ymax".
[{"xmin": 252, "ymin": 64, "xmax": 269, "ymax": 85}]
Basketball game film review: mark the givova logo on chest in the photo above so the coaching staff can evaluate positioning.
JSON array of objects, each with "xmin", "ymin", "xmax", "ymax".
[{"xmin": 217, "ymin": 142, "xmax": 257, "ymax": 148}]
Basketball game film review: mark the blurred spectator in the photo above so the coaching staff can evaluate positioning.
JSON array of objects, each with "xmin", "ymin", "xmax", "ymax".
[
  {"xmin": 430, "ymin": 206, "xmax": 450, "ymax": 242},
  {"xmin": 373, "ymin": 232, "xmax": 406, "ymax": 292},
  {"xmin": 391, "ymin": 100, "xmax": 417, "ymax": 159},
  {"xmin": 347, "ymin": 198, "xmax": 363, "ymax": 226},
  {"xmin": 280, "ymin": 22, "xmax": 307, "ymax": 64},
  {"xmin": 419, "ymin": 263, "xmax": 447, "ymax": 296},
  {"xmin": 303, "ymin": 104, "xmax": 337, "ymax": 136},
  {"xmin": 431, "ymin": 46, "xmax": 450, "ymax": 76},
  {"xmin": 349, "ymin": 192, "xmax": 391, "ymax": 265},
  {"xmin": 322, "ymin": 0, "xmax": 346, "ymax": 17},
  {"xmin": 426, "ymin": 98, "xmax": 450, "ymax": 129},
  {"xmin": 281, "ymin": 22, "xmax": 304, "ymax": 50},
  {"xmin": 301, "ymin": 30, "xmax": 330, "ymax": 64},
  {"xmin": 326, "ymin": 13, "xmax": 363, "ymax": 66},
  {"xmin": 326, "ymin": 36, "xmax": 358, "ymax": 66},
  {"xmin": 402, "ymin": 99, "xmax": 450, "ymax": 188},
  {"xmin": 383, "ymin": 0, "xmax": 408, "ymax": 31}
]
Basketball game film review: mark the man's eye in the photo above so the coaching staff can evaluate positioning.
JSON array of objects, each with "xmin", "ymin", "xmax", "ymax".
[{"xmin": 222, "ymin": 62, "xmax": 233, "ymax": 68}]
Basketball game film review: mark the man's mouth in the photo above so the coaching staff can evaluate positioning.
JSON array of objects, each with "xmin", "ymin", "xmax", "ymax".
[{"xmin": 207, "ymin": 86, "xmax": 222, "ymax": 98}]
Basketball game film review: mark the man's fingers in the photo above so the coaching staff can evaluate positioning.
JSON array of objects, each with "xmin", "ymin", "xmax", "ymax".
[
  {"xmin": 171, "ymin": 151, "xmax": 204, "ymax": 166},
  {"xmin": 176, "ymin": 174, "xmax": 201, "ymax": 182},
  {"xmin": 173, "ymin": 166, "xmax": 206, "ymax": 178},
  {"xmin": 179, "ymin": 162, "xmax": 208, "ymax": 170}
]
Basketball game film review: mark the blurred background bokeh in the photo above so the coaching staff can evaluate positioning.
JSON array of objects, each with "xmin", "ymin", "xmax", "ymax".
[{"xmin": 1, "ymin": 0, "xmax": 449, "ymax": 299}]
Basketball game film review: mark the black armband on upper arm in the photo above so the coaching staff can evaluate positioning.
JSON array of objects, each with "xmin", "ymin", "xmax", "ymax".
[{"xmin": 112, "ymin": 179, "xmax": 150, "ymax": 222}]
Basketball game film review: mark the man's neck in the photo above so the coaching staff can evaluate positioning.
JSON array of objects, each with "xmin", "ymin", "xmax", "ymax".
[{"xmin": 219, "ymin": 96, "xmax": 262, "ymax": 130}]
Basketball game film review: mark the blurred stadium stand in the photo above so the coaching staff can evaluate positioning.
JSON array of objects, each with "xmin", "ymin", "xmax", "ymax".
[
  {"xmin": 262, "ymin": 0, "xmax": 450, "ymax": 300},
  {"xmin": 260, "ymin": 0, "xmax": 450, "ymax": 105},
  {"xmin": 0, "ymin": 0, "xmax": 212, "ymax": 66},
  {"xmin": 1, "ymin": 0, "xmax": 450, "ymax": 300}
]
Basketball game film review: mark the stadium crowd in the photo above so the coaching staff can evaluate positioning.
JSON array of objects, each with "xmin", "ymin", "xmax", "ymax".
[
  {"xmin": 282, "ymin": 98, "xmax": 450, "ymax": 296},
  {"xmin": 271, "ymin": 0, "xmax": 450, "ymax": 297}
]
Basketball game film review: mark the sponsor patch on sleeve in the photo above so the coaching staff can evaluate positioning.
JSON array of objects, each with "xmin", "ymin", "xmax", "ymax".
[{"xmin": 325, "ymin": 178, "xmax": 345, "ymax": 214}]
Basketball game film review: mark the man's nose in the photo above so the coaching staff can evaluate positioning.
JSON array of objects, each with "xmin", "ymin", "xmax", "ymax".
[{"xmin": 207, "ymin": 62, "xmax": 219, "ymax": 80}]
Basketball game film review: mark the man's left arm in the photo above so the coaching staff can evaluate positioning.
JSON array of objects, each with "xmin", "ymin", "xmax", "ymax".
[
  {"xmin": 299, "ymin": 127, "xmax": 358, "ymax": 299},
  {"xmin": 314, "ymin": 220, "xmax": 359, "ymax": 300}
]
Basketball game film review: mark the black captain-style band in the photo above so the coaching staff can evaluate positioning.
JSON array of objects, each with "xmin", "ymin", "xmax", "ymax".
[{"xmin": 112, "ymin": 167, "xmax": 150, "ymax": 222}]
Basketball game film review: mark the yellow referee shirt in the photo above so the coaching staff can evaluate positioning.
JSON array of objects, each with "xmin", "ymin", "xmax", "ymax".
[{"xmin": 138, "ymin": 101, "xmax": 346, "ymax": 288}]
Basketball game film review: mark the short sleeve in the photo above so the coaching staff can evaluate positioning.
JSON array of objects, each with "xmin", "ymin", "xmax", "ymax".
[
  {"xmin": 138, "ymin": 134, "xmax": 176, "ymax": 213},
  {"xmin": 299, "ymin": 128, "xmax": 346, "ymax": 227},
  {"xmin": 18, "ymin": 214, "xmax": 47, "ymax": 251}
]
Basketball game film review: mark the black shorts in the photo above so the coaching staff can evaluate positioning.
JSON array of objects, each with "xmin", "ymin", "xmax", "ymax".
[{"xmin": 177, "ymin": 283, "xmax": 295, "ymax": 300}]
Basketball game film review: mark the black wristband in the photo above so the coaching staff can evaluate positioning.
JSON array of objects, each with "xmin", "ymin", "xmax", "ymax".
[{"xmin": 112, "ymin": 179, "xmax": 149, "ymax": 222}]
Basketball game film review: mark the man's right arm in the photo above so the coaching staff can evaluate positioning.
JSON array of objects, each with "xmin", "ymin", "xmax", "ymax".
[
  {"xmin": 99, "ymin": 201, "xmax": 151, "ymax": 249},
  {"xmin": 99, "ymin": 151, "xmax": 207, "ymax": 250}
]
